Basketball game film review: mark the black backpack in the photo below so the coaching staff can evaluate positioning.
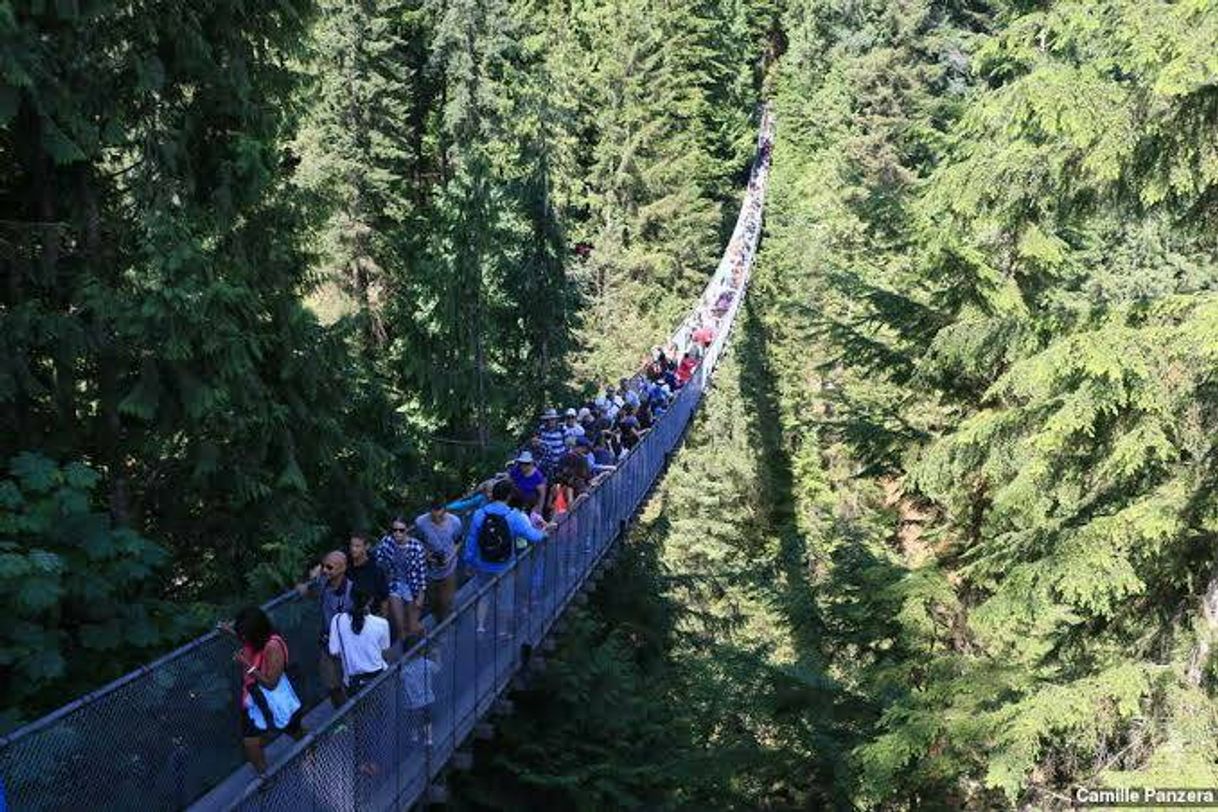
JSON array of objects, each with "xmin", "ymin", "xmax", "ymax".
[{"xmin": 478, "ymin": 512, "xmax": 513, "ymax": 564}]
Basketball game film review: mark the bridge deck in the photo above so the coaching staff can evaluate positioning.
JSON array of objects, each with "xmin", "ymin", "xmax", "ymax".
[{"xmin": 0, "ymin": 110, "xmax": 774, "ymax": 812}]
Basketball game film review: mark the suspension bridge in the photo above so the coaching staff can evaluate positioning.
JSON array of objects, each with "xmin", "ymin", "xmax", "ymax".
[{"xmin": 0, "ymin": 108, "xmax": 776, "ymax": 812}]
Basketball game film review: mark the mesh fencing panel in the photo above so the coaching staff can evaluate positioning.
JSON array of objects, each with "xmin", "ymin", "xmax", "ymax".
[
  {"xmin": 0, "ymin": 108, "xmax": 775, "ymax": 812},
  {"xmin": 0, "ymin": 592, "xmax": 320, "ymax": 812}
]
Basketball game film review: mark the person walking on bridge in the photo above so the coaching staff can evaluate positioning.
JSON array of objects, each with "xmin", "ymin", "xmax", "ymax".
[
  {"xmin": 328, "ymin": 588, "xmax": 391, "ymax": 695},
  {"xmin": 508, "ymin": 450, "xmax": 547, "ymax": 512},
  {"xmin": 465, "ymin": 478, "xmax": 549, "ymax": 634},
  {"xmin": 415, "ymin": 498, "xmax": 462, "ymax": 621},
  {"xmin": 375, "ymin": 518, "xmax": 428, "ymax": 645},
  {"xmin": 538, "ymin": 408, "xmax": 566, "ymax": 476},
  {"xmin": 347, "ymin": 531, "xmax": 389, "ymax": 618},
  {"xmin": 222, "ymin": 606, "xmax": 305, "ymax": 774},
  {"xmin": 296, "ymin": 549, "xmax": 355, "ymax": 708}
]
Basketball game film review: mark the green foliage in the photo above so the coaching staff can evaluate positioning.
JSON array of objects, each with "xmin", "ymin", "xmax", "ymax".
[
  {"xmin": 762, "ymin": 0, "xmax": 1218, "ymax": 805},
  {"xmin": 0, "ymin": 454, "xmax": 186, "ymax": 726},
  {"xmin": 0, "ymin": 0, "xmax": 779, "ymax": 732}
]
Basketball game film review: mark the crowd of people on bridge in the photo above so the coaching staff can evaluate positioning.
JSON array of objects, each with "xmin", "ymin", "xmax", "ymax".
[{"xmin": 221, "ymin": 118, "xmax": 774, "ymax": 777}]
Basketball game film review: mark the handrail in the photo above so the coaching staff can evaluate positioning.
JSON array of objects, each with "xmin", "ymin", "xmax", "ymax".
[
  {"xmin": 0, "ymin": 106, "xmax": 774, "ymax": 812},
  {"xmin": 222, "ymin": 106, "xmax": 774, "ymax": 812}
]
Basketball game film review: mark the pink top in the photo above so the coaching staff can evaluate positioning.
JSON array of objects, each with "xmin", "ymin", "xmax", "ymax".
[{"xmin": 241, "ymin": 634, "xmax": 289, "ymax": 708}]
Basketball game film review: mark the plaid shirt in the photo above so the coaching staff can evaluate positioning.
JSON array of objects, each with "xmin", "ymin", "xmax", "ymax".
[{"xmin": 374, "ymin": 535, "xmax": 427, "ymax": 601}]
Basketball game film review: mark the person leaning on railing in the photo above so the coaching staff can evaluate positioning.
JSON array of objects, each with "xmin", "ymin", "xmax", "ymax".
[
  {"xmin": 464, "ymin": 478, "xmax": 552, "ymax": 634},
  {"xmin": 507, "ymin": 451, "xmax": 548, "ymax": 514},
  {"xmin": 591, "ymin": 431, "xmax": 618, "ymax": 473}
]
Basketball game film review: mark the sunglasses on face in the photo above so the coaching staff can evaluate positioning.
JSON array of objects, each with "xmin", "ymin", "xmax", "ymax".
[{"xmin": 392, "ymin": 526, "xmax": 408, "ymax": 533}]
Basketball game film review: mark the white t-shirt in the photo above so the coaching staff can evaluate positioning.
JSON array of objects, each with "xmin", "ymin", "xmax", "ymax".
[{"xmin": 328, "ymin": 613, "xmax": 390, "ymax": 684}]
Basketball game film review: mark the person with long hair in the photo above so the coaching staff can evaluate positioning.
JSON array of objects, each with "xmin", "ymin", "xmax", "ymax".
[
  {"xmin": 328, "ymin": 587, "xmax": 391, "ymax": 695},
  {"xmin": 222, "ymin": 606, "xmax": 305, "ymax": 774}
]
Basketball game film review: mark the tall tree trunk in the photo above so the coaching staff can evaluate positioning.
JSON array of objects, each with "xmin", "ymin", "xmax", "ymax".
[
  {"xmin": 344, "ymin": 8, "xmax": 386, "ymax": 352},
  {"xmin": 472, "ymin": 222, "xmax": 489, "ymax": 449},
  {"xmin": 81, "ymin": 171, "xmax": 131, "ymax": 526}
]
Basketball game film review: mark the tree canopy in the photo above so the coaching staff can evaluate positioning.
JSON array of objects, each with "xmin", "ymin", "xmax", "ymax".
[{"xmin": 6, "ymin": 0, "xmax": 1218, "ymax": 808}]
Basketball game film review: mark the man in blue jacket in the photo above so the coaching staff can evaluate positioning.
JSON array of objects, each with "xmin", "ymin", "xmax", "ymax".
[
  {"xmin": 465, "ymin": 478, "xmax": 549, "ymax": 634},
  {"xmin": 465, "ymin": 479, "xmax": 547, "ymax": 573}
]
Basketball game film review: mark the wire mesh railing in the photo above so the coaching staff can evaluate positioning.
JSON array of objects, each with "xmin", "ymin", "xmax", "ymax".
[{"xmin": 0, "ymin": 106, "xmax": 774, "ymax": 812}]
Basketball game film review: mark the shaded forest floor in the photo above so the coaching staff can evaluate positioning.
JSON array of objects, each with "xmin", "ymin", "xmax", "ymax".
[{"xmin": 449, "ymin": 274, "xmax": 911, "ymax": 810}]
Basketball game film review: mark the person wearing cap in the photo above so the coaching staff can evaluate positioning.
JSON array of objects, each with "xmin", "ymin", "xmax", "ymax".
[
  {"xmin": 577, "ymin": 406, "xmax": 595, "ymax": 430},
  {"xmin": 521, "ymin": 432, "xmax": 552, "ymax": 477},
  {"xmin": 538, "ymin": 408, "xmax": 566, "ymax": 475},
  {"xmin": 508, "ymin": 450, "xmax": 547, "ymax": 510},
  {"xmin": 562, "ymin": 407, "xmax": 586, "ymax": 441}
]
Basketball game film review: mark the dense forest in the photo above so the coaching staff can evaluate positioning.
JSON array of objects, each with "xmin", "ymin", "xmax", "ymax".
[
  {"xmin": 4, "ymin": 0, "xmax": 1218, "ymax": 807},
  {"xmin": 452, "ymin": 0, "xmax": 1218, "ymax": 809},
  {"xmin": 0, "ymin": 0, "xmax": 780, "ymax": 726}
]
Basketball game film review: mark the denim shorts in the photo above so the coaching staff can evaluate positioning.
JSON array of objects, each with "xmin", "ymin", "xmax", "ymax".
[{"xmin": 388, "ymin": 580, "xmax": 417, "ymax": 603}]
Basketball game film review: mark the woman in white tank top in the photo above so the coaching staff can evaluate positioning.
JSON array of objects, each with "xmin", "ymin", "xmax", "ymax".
[{"xmin": 328, "ymin": 588, "xmax": 391, "ymax": 694}]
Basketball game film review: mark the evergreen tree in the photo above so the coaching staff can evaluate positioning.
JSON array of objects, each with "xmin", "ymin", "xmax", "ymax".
[
  {"xmin": 0, "ymin": 0, "xmax": 404, "ymax": 717},
  {"xmin": 763, "ymin": 0, "xmax": 1218, "ymax": 804},
  {"xmin": 295, "ymin": 0, "xmax": 425, "ymax": 354}
]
